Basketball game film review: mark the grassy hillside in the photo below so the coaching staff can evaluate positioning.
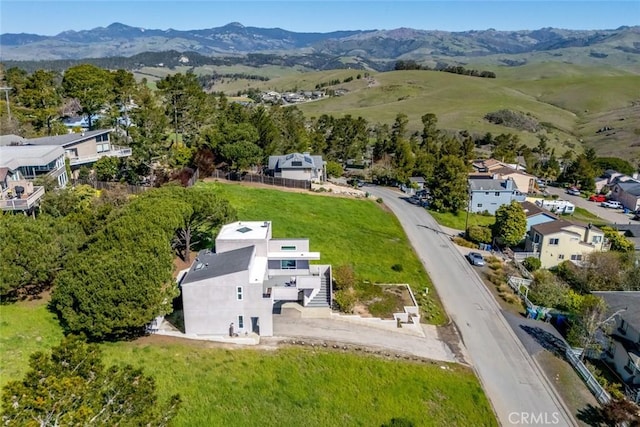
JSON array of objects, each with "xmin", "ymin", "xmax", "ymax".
[
  {"xmin": 133, "ymin": 62, "xmax": 639, "ymax": 158},
  {"xmin": 0, "ymin": 296, "xmax": 496, "ymax": 427},
  {"xmin": 209, "ymin": 181, "xmax": 445, "ymax": 323}
]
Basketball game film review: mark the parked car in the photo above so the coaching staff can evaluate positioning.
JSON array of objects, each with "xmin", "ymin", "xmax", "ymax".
[
  {"xmin": 601, "ymin": 200, "xmax": 623, "ymax": 209},
  {"xmin": 588, "ymin": 194, "xmax": 607, "ymax": 203},
  {"xmin": 466, "ymin": 252, "xmax": 485, "ymax": 266},
  {"xmin": 566, "ymin": 188, "xmax": 581, "ymax": 196}
]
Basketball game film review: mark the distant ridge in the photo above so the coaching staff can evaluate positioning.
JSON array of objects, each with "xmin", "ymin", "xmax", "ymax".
[{"xmin": 1, "ymin": 22, "xmax": 639, "ymax": 67}]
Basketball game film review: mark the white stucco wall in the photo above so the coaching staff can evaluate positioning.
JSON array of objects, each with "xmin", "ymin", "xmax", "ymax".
[{"xmin": 182, "ymin": 269, "xmax": 274, "ymax": 336}]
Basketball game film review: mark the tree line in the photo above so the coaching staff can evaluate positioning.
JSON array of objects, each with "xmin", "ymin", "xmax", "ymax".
[{"xmin": 394, "ymin": 60, "xmax": 497, "ymax": 78}]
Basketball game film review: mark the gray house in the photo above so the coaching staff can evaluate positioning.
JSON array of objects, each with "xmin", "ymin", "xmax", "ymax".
[
  {"xmin": 267, "ymin": 153, "xmax": 326, "ymax": 182},
  {"xmin": 180, "ymin": 221, "xmax": 332, "ymax": 338},
  {"xmin": 592, "ymin": 291, "xmax": 640, "ymax": 402},
  {"xmin": 469, "ymin": 178, "xmax": 526, "ymax": 214},
  {"xmin": 611, "ymin": 180, "xmax": 640, "ymax": 212}
]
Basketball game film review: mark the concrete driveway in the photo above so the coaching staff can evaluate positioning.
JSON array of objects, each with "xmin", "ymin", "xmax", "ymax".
[
  {"xmin": 545, "ymin": 186, "xmax": 633, "ymax": 224},
  {"xmin": 270, "ymin": 316, "xmax": 458, "ymax": 363},
  {"xmin": 367, "ymin": 185, "xmax": 577, "ymax": 427}
]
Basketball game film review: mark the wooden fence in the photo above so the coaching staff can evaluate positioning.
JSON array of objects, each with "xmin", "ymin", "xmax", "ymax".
[
  {"xmin": 73, "ymin": 179, "xmax": 150, "ymax": 194},
  {"xmin": 210, "ymin": 170, "xmax": 311, "ymax": 190}
]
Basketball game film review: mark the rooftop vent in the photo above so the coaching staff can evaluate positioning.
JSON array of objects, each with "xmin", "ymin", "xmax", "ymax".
[{"xmin": 261, "ymin": 221, "xmax": 268, "ymax": 228}]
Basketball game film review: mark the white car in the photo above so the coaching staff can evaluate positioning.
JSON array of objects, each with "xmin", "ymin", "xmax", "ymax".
[
  {"xmin": 566, "ymin": 188, "xmax": 581, "ymax": 196},
  {"xmin": 601, "ymin": 200, "xmax": 623, "ymax": 209}
]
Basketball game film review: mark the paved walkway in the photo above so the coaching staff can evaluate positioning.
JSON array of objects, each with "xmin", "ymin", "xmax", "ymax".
[{"xmin": 269, "ymin": 316, "xmax": 458, "ymax": 363}]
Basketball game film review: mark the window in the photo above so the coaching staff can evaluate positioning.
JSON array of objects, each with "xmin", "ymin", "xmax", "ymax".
[
  {"xmin": 626, "ymin": 357, "xmax": 637, "ymax": 373},
  {"xmin": 477, "ymin": 203, "xmax": 483, "ymax": 208},
  {"xmin": 534, "ymin": 234, "xmax": 540, "ymax": 244},
  {"xmin": 291, "ymin": 161, "xmax": 302, "ymax": 167},
  {"xmin": 558, "ymin": 254, "xmax": 565, "ymax": 260},
  {"xmin": 549, "ymin": 238, "xmax": 559, "ymax": 245},
  {"xmin": 619, "ymin": 319, "xmax": 627, "ymax": 334},
  {"xmin": 96, "ymin": 133, "xmax": 109, "ymax": 142},
  {"xmin": 495, "ymin": 192, "xmax": 500, "ymax": 196},
  {"xmin": 570, "ymin": 254, "xmax": 582, "ymax": 261},
  {"xmin": 281, "ymin": 260, "xmax": 296, "ymax": 270},
  {"xmin": 280, "ymin": 245, "xmax": 296, "ymax": 251},
  {"xmin": 238, "ymin": 315, "xmax": 244, "ymax": 329},
  {"xmin": 485, "ymin": 192, "xmax": 489, "ymax": 195},
  {"xmin": 592, "ymin": 236, "xmax": 602, "ymax": 244},
  {"xmin": 236, "ymin": 286, "xmax": 243, "ymax": 301},
  {"xmin": 97, "ymin": 143, "xmax": 110, "ymax": 153}
]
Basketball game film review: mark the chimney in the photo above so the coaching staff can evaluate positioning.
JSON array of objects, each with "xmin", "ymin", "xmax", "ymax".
[
  {"xmin": 505, "ymin": 179, "xmax": 513, "ymax": 190},
  {"xmin": 584, "ymin": 223, "xmax": 592, "ymax": 244}
]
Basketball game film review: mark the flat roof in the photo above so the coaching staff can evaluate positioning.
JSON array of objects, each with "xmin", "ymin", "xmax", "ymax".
[
  {"xmin": 217, "ymin": 221, "xmax": 271, "ymax": 241},
  {"xmin": 0, "ymin": 145, "xmax": 65, "ymax": 170},
  {"xmin": 19, "ymin": 129, "xmax": 111, "ymax": 147}
]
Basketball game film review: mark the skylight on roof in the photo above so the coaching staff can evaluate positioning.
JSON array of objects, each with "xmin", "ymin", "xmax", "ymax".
[
  {"xmin": 304, "ymin": 156, "xmax": 313, "ymax": 164},
  {"xmin": 237, "ymin": 226, "xmax": 252, "ymax": 233}
]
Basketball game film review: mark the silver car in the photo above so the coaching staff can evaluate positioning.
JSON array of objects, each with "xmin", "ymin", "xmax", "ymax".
[{"xmin": 467, "ymin": 252, "xmax": 485, "ymax": 266}]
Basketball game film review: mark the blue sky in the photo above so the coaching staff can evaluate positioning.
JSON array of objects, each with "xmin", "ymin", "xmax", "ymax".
[{"xmin": 1, "ymin": 1, "xmax": 638, "ymax": 35}]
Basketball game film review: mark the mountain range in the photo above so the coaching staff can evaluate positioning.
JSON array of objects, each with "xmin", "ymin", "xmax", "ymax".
[{"xmin": 2, "ymin": 22, "xmax": 640, "ymax": 66}]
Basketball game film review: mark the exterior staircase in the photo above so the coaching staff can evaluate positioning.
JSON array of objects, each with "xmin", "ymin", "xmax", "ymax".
[{"xmin": 306, "ymin": 268, "xmax": 331, "ymax": 307}]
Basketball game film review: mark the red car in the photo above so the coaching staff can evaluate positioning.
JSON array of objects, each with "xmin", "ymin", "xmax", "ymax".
[{"xmin": 588, "ymin": 194, "xmax": 607, "ymax": 202}]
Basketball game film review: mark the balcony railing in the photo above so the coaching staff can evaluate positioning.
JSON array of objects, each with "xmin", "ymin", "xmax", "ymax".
[
  {"xmin": 69, "ymin": 146, "xmax": 133, "ymax": 166},
  {"xmin": 0, "ymin": 186, "xmax": 45, "ymax": 211}
]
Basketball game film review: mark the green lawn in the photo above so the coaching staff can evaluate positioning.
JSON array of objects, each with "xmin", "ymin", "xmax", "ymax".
[
  {"xmin": 209, "ymin": 181, "xmax": 446, "ymax": 324},
  {"xmin": 1, "ymin": 298, "xmax": 497, "ymax": 427},
  {"xmin": 562, "ymin": 207, "xmax": 607, "ymax": 226},
  {"xmin": 428, "ymin": 210, "xmax": 495, "ymax": 231},
  {"xmin": 0, "ymin": 298, "xmax": 64, "ymax": 385}
]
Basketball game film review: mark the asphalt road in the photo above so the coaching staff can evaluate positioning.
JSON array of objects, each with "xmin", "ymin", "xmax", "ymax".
[
  {"xmin": 544, "ymin": 186, "xmax": 633, "ymax": 224},
  {"xmin": 367, "ymin": 185, "xmax": 577, "ymax": 427}
]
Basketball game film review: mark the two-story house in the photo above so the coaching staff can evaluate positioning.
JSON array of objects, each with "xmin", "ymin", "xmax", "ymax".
[
  {"xmin": 0, "ymin": 145, "xmax": 68, "ymax": 212},
  {"xmin": 610, "ymin": 180, "xmax": 640, "ymax": 212},
  {"xmin": 179, "ymin": 221, "xmax": 332, "ymax": 338},
  {"xmin": 525, "ymin": 220, "xmax": 607, "ymax": 268},
  {"xmin": 468, "ymin": 178, "xmax": 526, "ymax": 214},
  {"xmin": 592, "ymin": 291, "xmax": 640, "ymax": 401},
  {"xmin": 23, "ymin": 129, "xmax": 131, "ymax": 175},
  {"xmin": 267, "ymin": 153, "xmax": 326, "ymax": 182}
]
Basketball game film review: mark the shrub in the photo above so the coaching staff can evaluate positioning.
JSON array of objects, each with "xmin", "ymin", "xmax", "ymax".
[
  {"xmin": 334, "ymin": 289, "xmax": 356, "ymax": 313},
  {"xmin": 333, "ymin": 265, "xmax": 356, "ymax": 291},
  {"xmin": 452, "ymin": 237, "xmax": 478, "ymax": 249},
  {"xmin": 376, "ymin": 198, "xmax": 383, "ymax": 204},
  {"xmin": 325, "ymin": 161, "xmax": 344, "ymax": 178},
  {"xmin": 522, "ymin": 257, "xmax": 542, "ymax": 272},
  {"xmin": 466, "ymin": 225, "xmax": 492, "ymax": 244},
  {"xmin": 484, "ymin": 109, "xmax": 541, "ymax": 132},
  {"xmin": 391, "ymin": 263, "xmax": 404, "ymax": 272}
]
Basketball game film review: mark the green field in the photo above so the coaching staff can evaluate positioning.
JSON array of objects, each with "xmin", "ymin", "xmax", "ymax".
[
  {"xmin": 0, "ymin": 296, "xmax": 495, "ymax": 426},
  {"xmin": 209, "ymin": 181, "xmax": 446, "ymax": 323},
  {"xmin": 428, "ymin": 210, "xmax": 495, "ymax": 231}
]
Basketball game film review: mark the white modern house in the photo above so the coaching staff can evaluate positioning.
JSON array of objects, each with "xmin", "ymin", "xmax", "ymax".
[
  {"xmin": 267, "ymin": 153, "xmax": 326, "ymax": 182},
  {"xmin": 179, "ymin": 221, "xmax": 332, "ymax": 337}
]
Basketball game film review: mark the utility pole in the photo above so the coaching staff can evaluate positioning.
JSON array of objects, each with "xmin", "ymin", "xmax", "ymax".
[{"xmin": 0, "ymin": 86, "xmax": 12, "ymax": 122}]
